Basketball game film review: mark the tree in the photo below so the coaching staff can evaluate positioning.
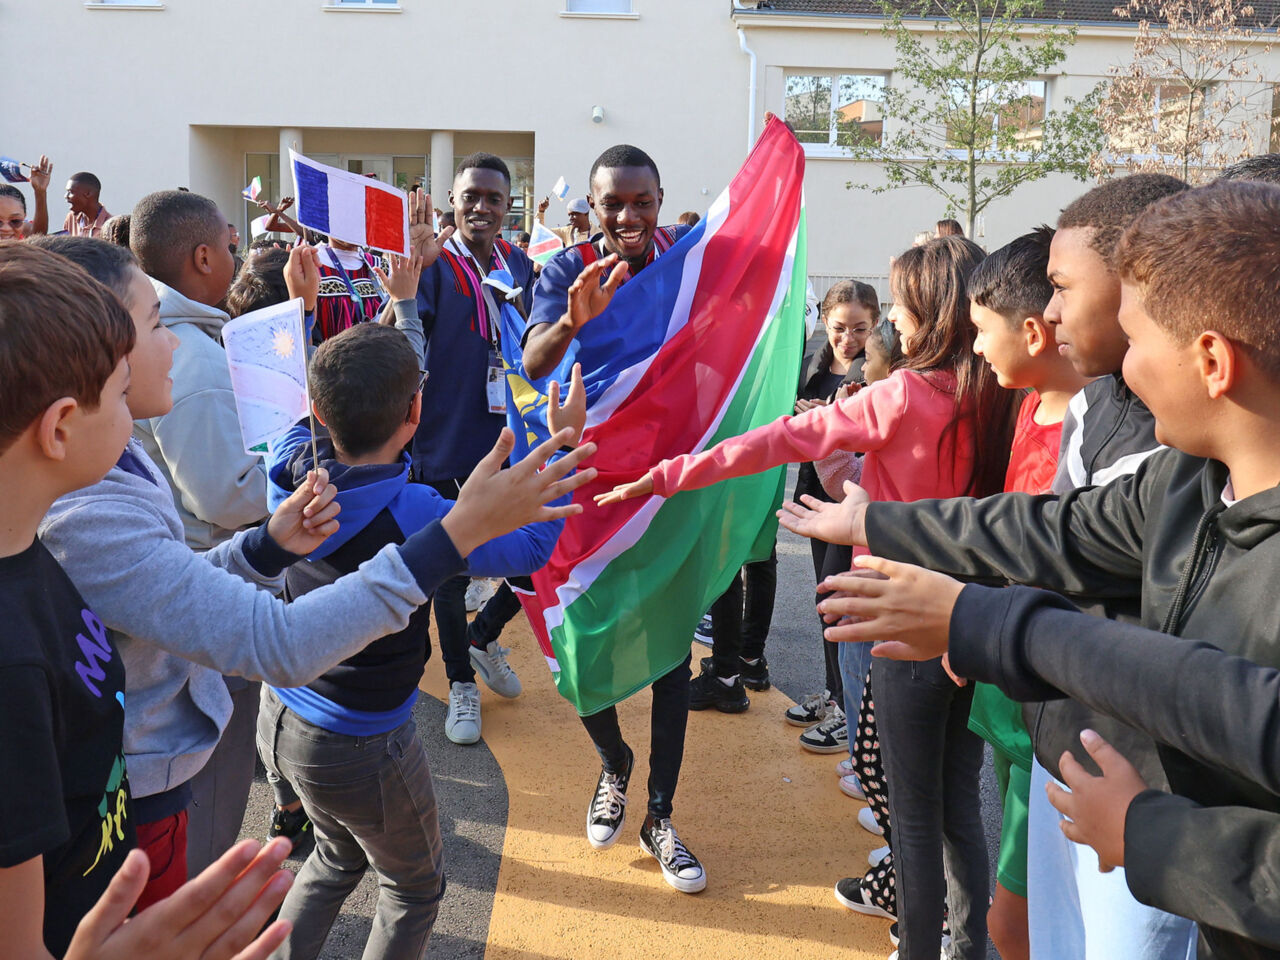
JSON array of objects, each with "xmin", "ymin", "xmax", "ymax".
[
  {"xmin": 846, "ymin": 0, "xmax": 1105, "ymax": 237},
  {"xmin": 1093, "ymin": 0, "xmax": 1276, "ymax": 184}
]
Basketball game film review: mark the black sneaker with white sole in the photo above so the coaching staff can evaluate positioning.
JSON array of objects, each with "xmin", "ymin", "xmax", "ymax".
[
  {"xmin": 834, "ymin": 876, "xmax": 896, "ymax": 920},
  {"xmin": 698, "ymin": 655, "xmax": 770, "ymax": 691},
  {"xmin": 586, "ymin": 747, "xmax": 633, "ymax": 849},
  {"xmin": 693, "ymin": 613, "xmax": 713, "ymax": 646},
  {"xmin": 640, "ymin": 815, "xmax": 706, "ymax": 893}
]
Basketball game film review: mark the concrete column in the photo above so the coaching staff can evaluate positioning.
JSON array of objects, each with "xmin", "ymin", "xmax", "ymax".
[
  {"xmin": 429, "ymin": 130, "xmax": 455, "ymax": 209},
  {"xmin": 279, "ymin": 127, "xmax": 303, "ymax": 198}
]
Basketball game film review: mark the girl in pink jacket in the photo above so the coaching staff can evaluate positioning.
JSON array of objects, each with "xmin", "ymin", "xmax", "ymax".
[{"xmin": 601, "ymin": 237, "xmax": 1017, "ymax": 960}]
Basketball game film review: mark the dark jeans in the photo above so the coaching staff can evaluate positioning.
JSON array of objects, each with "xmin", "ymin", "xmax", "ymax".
[
  {"xmin": 470, "ymin": 578, "xmax": 531, "ymax": 647},
  {"xmin": 257, "ymin": 687, "xmax": 445, "ymax": 960},
  {"xmin": 579, "ymin": 655, "xmax": 691, "ymax": 819},
  {"xmin": 818, "ymin": 542, "xmax": 853, "ymax": 703},
  {"xmin": 873, "ymin": 656, "xmax": 988, "ymax": 960},
  {"xmin": 187, "ymin": 678, "xmax": 259, "ymax": 875},
  {"xmin": 709, "ymin": 549, "xmax": 778, "ymax": 675}
]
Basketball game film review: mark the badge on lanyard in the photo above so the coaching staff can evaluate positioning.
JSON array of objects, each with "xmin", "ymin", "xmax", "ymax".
[{"xmin": 486, "ymin": 350, "xmax": 508, "ymax": 416}]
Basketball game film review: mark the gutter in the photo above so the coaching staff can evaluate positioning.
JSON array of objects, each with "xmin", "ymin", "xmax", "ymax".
[{"xmin": 737, "ymin": 24, "xmax": 759, "ymax": 152}]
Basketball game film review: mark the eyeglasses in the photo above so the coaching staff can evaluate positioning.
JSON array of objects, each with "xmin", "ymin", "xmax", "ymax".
[
  {"xmin": 2, "ymin": 217, "xmax": 25, "ymax": 231},
  {"xmin": 408, "ymin": 369, "xmax": 428, "ymax": 414}
]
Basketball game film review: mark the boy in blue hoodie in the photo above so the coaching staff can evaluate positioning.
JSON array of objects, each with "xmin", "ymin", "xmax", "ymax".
[{"xmin": 259, "ymin": 323, "xmax": 585, "ymax": 960}]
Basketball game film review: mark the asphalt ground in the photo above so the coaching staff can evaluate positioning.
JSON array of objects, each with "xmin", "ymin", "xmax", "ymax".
[{"xmin": 236, "ymin": 463, "xmax": 1003, "ymax": 959}]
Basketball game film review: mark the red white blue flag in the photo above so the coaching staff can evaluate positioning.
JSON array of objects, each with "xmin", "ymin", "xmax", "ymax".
[{"xmin": 289, "ymin": 150, "xmax": 409, "ymax": 257}]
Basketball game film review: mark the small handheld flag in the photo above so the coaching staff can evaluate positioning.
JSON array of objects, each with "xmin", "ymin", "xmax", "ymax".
[
  {"xmin": 249, "ymin": 214, "xmax": 272, "ymax": 238},
  {"xmin": 551, "ymin": 176, "xmax": 570, "ymax": 201},
  {"xmin": 527, "ymin": 221, "xmax": 564, "ymax": 266},
  {"xmin": 289, "ymin": 150, "xmax": 410, "ymax": 257},
  {"xmin": 0, "ymin": 157, "xmax": 29, "ymax": 183},
  {"xmin": 241, "ymin": 176, "xmax": 263, "ymax": 202},
  {"xmin": 222, "ymin": 298, "xmax": 311, "ymax": 456}
]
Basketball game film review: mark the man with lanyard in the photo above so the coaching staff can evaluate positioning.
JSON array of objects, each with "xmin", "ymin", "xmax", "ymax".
[
  {"xmin": 521, "ymin": 144, "xmax": 706, "ymax": 895},
  {"xmin": 413, "ymin": 153, "xmax": 534, "ymax": 745}
]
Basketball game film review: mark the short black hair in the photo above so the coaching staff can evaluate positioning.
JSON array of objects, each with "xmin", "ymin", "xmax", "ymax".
[
  {"xmin": 454, "ymin": 152, "xmax": 511, "ymax": 185},
  {"xmin": 310, "ymin": 324, "xmax": 419, "ymax": 458},
  {"xmin": 968, "ymin": 225, "xmax": 1055, "ymax": 324},
  {"xmin": 69, "ymin": 171, "xmax": 102, "ymax": 195},
  {"xmin": 227, "ymin": 248, "xmax": 291, "ymax": 318},
  {"xmin": 1057, "ymin": 173, "xmax": 1189, "ymax": 265},
  {"xmin": 28, "ymin": 235, "xmax": 140, "ymax": 303},
  {"xmin": 100, "ymin": 214, "xmax": 130, "ymax": 248},
  {"xmin": 515, "ymin": 231, "xmax": 531, "ymax": 244},
  {"xmin": 130, "ymin": 189, "xmax": 225, "ymax": 285},
  {"xmin": 865, "ymin": 317, "xmax": 903, "ymax": 369},
  {"xmin": 590, "ymin": 144, "xmax": 661, "ymax": 188},
  {"xmin": 1216, "ymin": 153, "xmax": 1280, "ymax": 185},
  {"xmin": 0, "ymin": 184, "xmax": 25, "ymax": 212}
]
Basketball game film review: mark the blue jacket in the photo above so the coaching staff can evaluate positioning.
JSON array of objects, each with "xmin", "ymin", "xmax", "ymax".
[{"xmin": 265, "ymin": 423, "xmax": 560, "ymax": 734}]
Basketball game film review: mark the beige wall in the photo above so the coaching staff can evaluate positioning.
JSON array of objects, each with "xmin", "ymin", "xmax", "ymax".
[{"xmin": 4, "ymin": 1, "xmax": 1277, "ymax": 277}]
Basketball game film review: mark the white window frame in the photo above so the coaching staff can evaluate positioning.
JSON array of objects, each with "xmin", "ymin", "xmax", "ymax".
[
  {"xmin": 85, "ymin": 0, "xmax": 164, "ymax": 9},
  {"xmin": 324, "ymin": 0, "xmax": 402, "ymax": 11},
  {"xmin": 944, "ymin": 77, "xmax": 1051, "ymax": 163},
  {"xmin": 561, "ymin": 0, "xmax": 638, "ymax": 19},
  {"xmin": 1105, "ymin": 81, "xmax": 1211, "ymax": 169},
  {"xmin": 784, "ymin": 70, "xmax": 888, "ymax": 159}
]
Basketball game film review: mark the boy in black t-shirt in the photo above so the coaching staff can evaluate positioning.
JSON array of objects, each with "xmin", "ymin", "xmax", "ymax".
[{"xmin": 0, "ymin": 244, "xmax": 299, "ymax": 959}]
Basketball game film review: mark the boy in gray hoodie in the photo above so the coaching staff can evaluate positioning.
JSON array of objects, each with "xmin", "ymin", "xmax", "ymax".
[{"xmin": 33, "ymin": 237, "xmax": 596, "ymax": 909}]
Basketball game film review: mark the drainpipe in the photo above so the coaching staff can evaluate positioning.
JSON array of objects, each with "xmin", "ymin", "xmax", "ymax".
[{"xmin": 737, "ymin": 26, "xmax": 758, "ymax": 153}]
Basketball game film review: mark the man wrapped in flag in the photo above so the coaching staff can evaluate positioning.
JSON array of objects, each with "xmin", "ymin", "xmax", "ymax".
[{"xmin": 504, "ymin": 119, "xmax": 807, "ymax": 894}]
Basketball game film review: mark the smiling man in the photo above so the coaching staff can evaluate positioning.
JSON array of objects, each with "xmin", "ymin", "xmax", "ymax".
[
  {"xmin": 412, "ymin": 153, "xmax": 535, "ymax": 747},
  {"xmin": 62, "ymin": 171, "xmax": 110, "ymax": 237},
  {"xmin": 518, "ymin": 144, "xmax": 709, "ymax": 896}
]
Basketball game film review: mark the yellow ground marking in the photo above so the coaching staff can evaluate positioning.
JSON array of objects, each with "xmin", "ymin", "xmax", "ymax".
[{"xmin": 421, "ymin": 620, "xmax": 889, "ymax": 960}]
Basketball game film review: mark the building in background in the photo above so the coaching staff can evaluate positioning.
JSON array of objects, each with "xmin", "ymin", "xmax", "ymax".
[{"xmin": 5, "ymin": 0, "xmax": 1278, "ymax": 291}]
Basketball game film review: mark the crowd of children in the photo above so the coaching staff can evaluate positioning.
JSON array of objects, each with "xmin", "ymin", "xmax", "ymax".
[{"xmin": 3, "ymin": 140, "xmax": 1280, "ymax": 960}]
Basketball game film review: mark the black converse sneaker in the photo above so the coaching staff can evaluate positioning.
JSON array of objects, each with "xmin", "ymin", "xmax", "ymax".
[
  {"xmin": 586, "ymin": 748, "xmax": 633, "ymax": 849},
  {"xmin": 640, "ymin": 815, "xmax": 706, "ymax": 893}
]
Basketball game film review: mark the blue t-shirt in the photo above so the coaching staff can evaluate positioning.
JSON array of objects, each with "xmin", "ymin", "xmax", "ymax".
[
  {"xmin": 412, "ymin": 238, "xmax": 535, "ymax": 483},
  {"xmin": 525, "ymin": 226, "xmax": 691, "ymax": 345}
]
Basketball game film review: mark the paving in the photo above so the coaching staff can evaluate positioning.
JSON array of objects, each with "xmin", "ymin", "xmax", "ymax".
[{"xmin": 236, "ymin": 465, "xmax": 1003, "ymax": 958}]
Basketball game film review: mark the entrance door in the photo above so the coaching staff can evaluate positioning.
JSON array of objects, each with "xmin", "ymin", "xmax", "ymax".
[{"xmin": 339, "ymin": 155, "xmax": 393, "ymax": 183}]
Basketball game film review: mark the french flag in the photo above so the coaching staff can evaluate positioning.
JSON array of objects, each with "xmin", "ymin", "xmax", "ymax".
[{"xmin": 289, "ymin": 150, "xmax": 409, "ymax": 256}]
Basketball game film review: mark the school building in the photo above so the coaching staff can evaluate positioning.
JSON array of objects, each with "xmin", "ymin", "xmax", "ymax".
[{"xmin": 6, "ymin": 0, "xmax": 1280, "ymax": 290}]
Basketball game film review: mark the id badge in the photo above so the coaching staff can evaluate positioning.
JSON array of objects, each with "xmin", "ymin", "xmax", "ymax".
[{"xmin": 486, "ymin": 353, "xmax": 507, "ymax": 415}]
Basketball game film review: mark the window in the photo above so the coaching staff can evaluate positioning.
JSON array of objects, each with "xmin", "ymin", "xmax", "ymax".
[
  {"xmin": 946, "ymin": 79, "xmax": 1046, "ymax": 153},
  {"xmin": 785, "ymin": 73, "xmax": 886, "ymax": 151},
  {"xmin": 325, "ymin": 0, "xmax": 400, "ymax": 9},
  {"xmin": 1106, "ymin": 82, "xmax": 1206, "ymax": 158},
  {"xmin": 393, "ymin": 156, "xmax": 428, "ymax": 192},
  {"xmin": 86, "ymin": 0, "xmax": 163, "ymax": 7},
  {"xmin": 564, "ymin": 0, "xmax": 633, "ymax": 11}
]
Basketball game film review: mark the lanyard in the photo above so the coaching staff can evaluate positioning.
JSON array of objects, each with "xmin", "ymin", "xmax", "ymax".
[
  {"xmin": 324, "ymin": 246, "xmax": 385, "ymax": 313},
  {"xmin": 445, "ymin": 237, "xmax": 509, "ymax": 352}
]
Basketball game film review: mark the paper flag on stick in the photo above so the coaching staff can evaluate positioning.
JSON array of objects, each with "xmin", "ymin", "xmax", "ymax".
[
  {"xmin": 222, "ymin": 298, "xmax": 310, "ymax": 455},
  {"xmin": 0, "ymin": 157, "xmax": 29, "ymax": 183},
  {"xmin": 289, "ymin": 150, "xmax": 410, "ymax": 257},
  {"xmin": 250, "ymin": 214, "xmax": 272, "ymax": 238},
  {"xmin": 551, "ymin": 176, "xmax": 570, "ymax": 201},
  {"xmin": 527, "ymin": 221, "xmax": 564, "ymax": 266},
  {"xmin": 241, "ymin": 176, "xmax": 263, "ymax": 202}
]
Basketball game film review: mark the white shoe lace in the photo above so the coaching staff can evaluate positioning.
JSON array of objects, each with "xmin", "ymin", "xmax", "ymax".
[
  {"xmin": 591, "ymin": 772, "xmax": 628, "ymax": 822},
  {"xmin": 482, "ymin": 642, "xmax": 517, "ymax": 681},
  {"xmin": 814, "ymin": 705, "xmax": 847, "ymax": 735},
  {"xmin": 794, "ymin": 690, "xmax": 830, "ymax": 715},
  {"xmin": 450, "ymin": 683, "xmax": 480, "ymax": 722},
  {"xmin": 650, "ymin": 819, "xmax": 699, "ymax": 873}
]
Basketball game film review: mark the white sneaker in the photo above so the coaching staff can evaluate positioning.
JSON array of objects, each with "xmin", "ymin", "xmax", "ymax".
[
  {"xmin": 858, "ymin": 805, "xmax": 884, "ymax": 836},
  {"xmin": 839, "ymin": 773, "xmax": 866, "ymax": 800},
  {"xmin": 836, "ymin": 756, "xmax": 856, "ymax": 777},
  {"xmin": 868, "ymin": 844, "xmax": 890, "ymax": 866},
  {"xmin": 464, "ymin": 578, "xmax": 499, "ymax": 612},
  {"xmin": 445, "ymin": 681, "xmax": 481, "ymax": 744},
  {"xmin": 469, "ymin": 640, "xmax": 522, "ymax": 698}
]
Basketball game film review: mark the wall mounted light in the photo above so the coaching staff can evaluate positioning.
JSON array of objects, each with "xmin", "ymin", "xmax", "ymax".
[{"xmin": 591, "ymin": 105, "xmax": 605, "ymax": 124}]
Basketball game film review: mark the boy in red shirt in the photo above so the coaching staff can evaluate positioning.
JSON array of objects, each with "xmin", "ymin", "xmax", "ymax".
[{"xmin": 965, "ymin": 226, "xmax": 1088, "ymax": 960}]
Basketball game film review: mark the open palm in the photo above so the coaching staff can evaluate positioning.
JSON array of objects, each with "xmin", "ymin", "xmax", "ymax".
[{"xmin": 409, "ymin": 190, "xmax": 454, "ymax": 266}]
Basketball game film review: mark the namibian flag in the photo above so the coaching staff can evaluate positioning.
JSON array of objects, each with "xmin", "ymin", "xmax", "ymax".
[
  {"xmin": 289, "ymin": 150, "xmax": 410, "ymax": 257},
  {"xmin": 527, "ymin": 221, "xmax": 564, "ymax": 266},
  {"xmin": 498, "ymin": 117, "xmax": 806, "ymax": 716},
  {"xmin": 241, "ymin": 176, "xmax": 263, "ymax": 202}
]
